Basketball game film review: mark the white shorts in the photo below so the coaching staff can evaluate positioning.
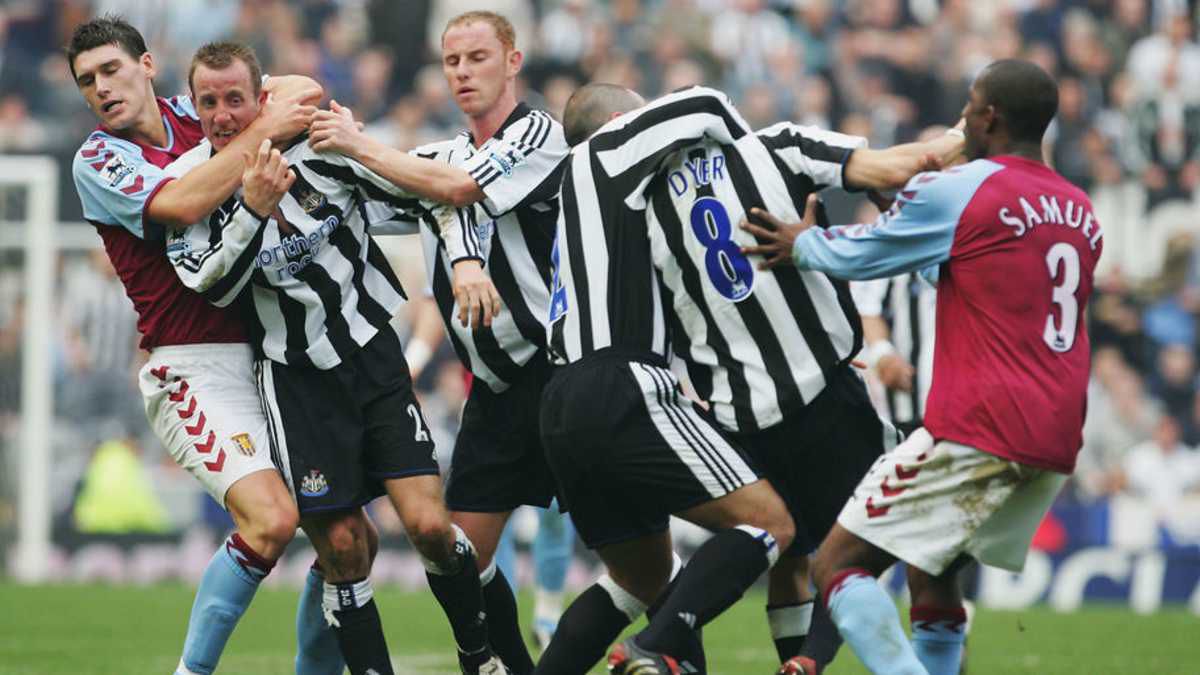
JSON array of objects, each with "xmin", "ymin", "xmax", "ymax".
[
  {"xmin": 837, "ymin": 428, "xmax": 1067, "ymax": 575},
  {"xmin": 139, "ymin": 343, "xmax": 278, "ymax": 508}
]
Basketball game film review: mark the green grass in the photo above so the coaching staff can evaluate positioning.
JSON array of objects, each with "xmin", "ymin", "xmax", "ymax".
[{"xmin": 0, "ymin": 582, "xmax": 1195, "ymax": 674}]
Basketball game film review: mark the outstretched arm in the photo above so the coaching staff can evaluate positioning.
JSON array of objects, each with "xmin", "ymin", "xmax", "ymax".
[
  {"xmin": 309, "ymin": 101, "xmax": 484, "ymax": 207},
  {"xmin": 739, "ymin": 164, "xmax": 990, "ymax": 280},
  {"xmin": 842, "ymin": 125, "xmax": 965, "ymax": 191}
]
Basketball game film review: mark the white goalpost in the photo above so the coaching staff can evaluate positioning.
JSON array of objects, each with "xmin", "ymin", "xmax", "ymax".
[{"xmin": 1, "ymin": 156, "xmax": 58, "ymax": 583}]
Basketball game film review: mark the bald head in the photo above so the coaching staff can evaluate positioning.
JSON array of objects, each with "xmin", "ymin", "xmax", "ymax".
[{"xmin": 562, "ymin": 83, "xmax": 645, "ymax": 146}]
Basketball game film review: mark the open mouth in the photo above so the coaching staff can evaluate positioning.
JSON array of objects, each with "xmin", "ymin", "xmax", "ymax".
[
  {"xmin": 214, "ymin": 129, "xmax": 238, "ymax": 141},
  {"xmin": 101, "ymin": 100, "xmax": 123, "ymax": 114},
  {"xmin": 457, "ymin": 87, "xmax": 476, "ymax": 97}
]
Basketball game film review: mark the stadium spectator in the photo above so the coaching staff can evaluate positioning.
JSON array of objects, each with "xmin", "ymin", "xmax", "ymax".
[{"xmin": 1120, "ymin": 415, "xmax": 1200, "ymax": 509}]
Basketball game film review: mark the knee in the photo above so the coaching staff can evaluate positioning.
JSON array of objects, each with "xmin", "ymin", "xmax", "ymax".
[
  {"xmin": 243, "ymin": 501, "xmax": 299, "ymax": 555},
  {"xmin": 260, "ymin": 502, "xmax": 300, "ymax": 547},
  {"xmin": 760, "ymin": 507, "xmax": 796, "ymax": 556},
  {"xmin": 322, "ymin": 519, "xmax": 372, "ymax": 576},
  {"xmin": 740, "ymin": 487, "xmax": 795, "ymax": 555},
  {"xmin": 406, "ymin": 509, "xmax": 452, "ymax": 558}
]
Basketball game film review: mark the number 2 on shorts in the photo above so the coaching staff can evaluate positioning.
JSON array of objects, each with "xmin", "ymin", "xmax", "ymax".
[{"xmin": 407, "ymin": 403, "xmax": 431, "ymax": 442}]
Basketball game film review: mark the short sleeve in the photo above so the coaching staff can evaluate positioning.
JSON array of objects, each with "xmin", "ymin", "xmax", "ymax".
[
  {"xmin": 459, "ymin": 110, "xmax": 569, "ymax": 214},
  {"xmin": 72, "ymin": 135, "xmax": 174, "ymax": 240},
  {"xmin": 850, "ymin": 278, "xmax": 891, "ymax": 316},
  {"xmin": 756, "ymin": 123, "xmax": 867, "ymax": 190}
]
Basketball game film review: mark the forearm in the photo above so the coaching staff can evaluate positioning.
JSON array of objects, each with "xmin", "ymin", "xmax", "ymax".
[
  {"xmin": 845, "ymin": 131, "xmax": 965, "ymax": 191},
  {"xmin": 263, "ymin": 75, "xmax": 323, "ymax": 105},
  {"xmin": 354, "ymin": 138, "xmax": 483, "ymax": 207},
  {"xmin": 147, "ymin": 125, "xmax": 272, "ymax": 229},
  {"xmin": 792, "ymin": 227, "xmax": 945, "ymax": 280},
  {"xmin": 861, "ymin": 315, "xmax": 890, "ymax": 346}
]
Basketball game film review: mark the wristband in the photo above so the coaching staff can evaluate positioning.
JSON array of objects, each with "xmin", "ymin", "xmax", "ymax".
[
  {"xmin": 451, "ymin": 256, "xmax": 485, "ymax": 268},
  {"xmin": 238, "ymin": 198, "xmax": 270, "ymax": 222},
  {"xmin": 862, "ymin": 339, "xmax": 897, "ymax": 370},
  {"xmin": 404, "ymin": 340, "xmax": 433, "ymax": 375}
]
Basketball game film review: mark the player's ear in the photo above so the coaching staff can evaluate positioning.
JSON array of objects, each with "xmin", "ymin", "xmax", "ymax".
[
  {"xmin": 140, "ymin": 51, "xmax": 157, "ymax": 80},
  {"xmin": 983, "ymin": 104, "xmax": 998, "ymax": 135},
  {"xmin": 258, "ymin": 88, "xmax": 269, "ymax": 107},
  {"xmin": 507, "ymin": 48, "xmax": 523, "ymax": 78}
]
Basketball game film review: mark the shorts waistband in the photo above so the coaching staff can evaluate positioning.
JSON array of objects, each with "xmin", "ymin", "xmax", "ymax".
[
  {"xmin": 568, "ymin": 347, "xmax": 670, "ymax": 370},
  {"xmin": 147, "ymin": 342, "xmax": 254, "ymax": 362}
]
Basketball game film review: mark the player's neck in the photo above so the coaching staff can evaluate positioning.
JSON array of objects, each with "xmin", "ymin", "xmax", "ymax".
[
  {"xmin": 467, "ymin": 92, "xmax": 518, "ymax": 147},
  {"xmin": 989, "ymin": 138, "xmax": 1043, "ymax": 165},
  {"xmin": 122, "ymin": 94, "xmax": 168, "ymax": 148}
]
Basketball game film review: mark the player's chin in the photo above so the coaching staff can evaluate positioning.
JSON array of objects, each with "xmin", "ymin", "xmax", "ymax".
[{"xmin": 105, "ymin": 108, "xmax": 136, "ymax": 130}]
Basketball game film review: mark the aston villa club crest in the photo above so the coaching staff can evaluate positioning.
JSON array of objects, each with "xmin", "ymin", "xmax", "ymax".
[
  {"xmin": 298, "ymin": 188, "xmax": 326, "ymax": 215},
  {"xmin": 300, "ymin": 470, "xmax": 330, "ymax": 497},
  {"xmin": 232, "ymin": 433, "xmax": 255, "ymax": 456}
]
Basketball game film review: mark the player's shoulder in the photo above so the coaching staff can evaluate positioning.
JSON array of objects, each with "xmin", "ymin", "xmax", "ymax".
[
  {"xmin": 497, "ymin": 104, "xmax": 564, "ymax": 149},
  {"xmin": 899, "ymin": 159, "xmax": 1007, "ymax": 196},
  {"xmin": 160, "ymin": 94, "xmax": 198, "ymax": 121},
  {"xmin": 72, "ymin": 130, "xmax": 146, "ymax": 187}
]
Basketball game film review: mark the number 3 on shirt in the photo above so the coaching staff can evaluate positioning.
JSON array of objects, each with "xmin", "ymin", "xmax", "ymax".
[
  {"xmin": 690, "ymin": 197, "xmax": 754, "ymax": 302},
  {"xmin": 1044, "ymin": 242, "xmax": 1080, "ymax": 353}
]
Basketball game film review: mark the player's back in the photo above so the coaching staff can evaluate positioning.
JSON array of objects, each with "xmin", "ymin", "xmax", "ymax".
[{"xmin": 924, "ymin": 155, "xmax": 1100, "ymax": 474}]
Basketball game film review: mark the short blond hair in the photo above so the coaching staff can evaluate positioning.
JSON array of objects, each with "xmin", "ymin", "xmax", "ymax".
[
  {"xmin": 442, "ymin": 11, "xmax": 516, "ymax": 51},
  {"xmin": 189, "ymin": 41, "xmax": 262, "ymax": 95}
]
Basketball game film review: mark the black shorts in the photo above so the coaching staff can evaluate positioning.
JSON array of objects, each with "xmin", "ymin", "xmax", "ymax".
[
  {"xmin": 540, "ymin": 350, "xmax": 760, "ymax": 549},
  {"xmin": 444, "ymin": 356, "xmax": 558, "ymax": 512},
  {"xmin": 257, "ymin": 326, "xmax": 439, "ymax": 514},
  {"xmin": 731, "ymin": 366, "xmax": 898, "ymax": 555}
]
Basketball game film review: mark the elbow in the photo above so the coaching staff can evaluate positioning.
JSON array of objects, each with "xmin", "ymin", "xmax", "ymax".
[{"xmin": 151, "ymin": 205, "xmax": 202, "ymax": 231}]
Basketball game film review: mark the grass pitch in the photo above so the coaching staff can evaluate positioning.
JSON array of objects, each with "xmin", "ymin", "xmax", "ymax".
[{"xmin": 0, "ymin": 582, "xmax": 1195, "ymax": 674}]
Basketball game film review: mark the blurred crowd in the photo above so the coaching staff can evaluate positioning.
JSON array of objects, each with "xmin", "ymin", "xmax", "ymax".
[{"xmin": 0, "ymin": 0, "xmax": 1198, "ymax": 543}]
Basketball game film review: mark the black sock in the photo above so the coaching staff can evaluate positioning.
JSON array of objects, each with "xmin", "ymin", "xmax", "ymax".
[
  {"xmin": 647, "ymin": 571, "xmax": 705, "ymax": 673},
  {"xmin": 482, "ymin": 566, "xmax": 534, "ymax": 674},
  {"xmin": 800, "ymin": 594, "xmax": 843, "ymax": 667},
  {"xmin": 425, "ymin": 541, "xmax": 489, "ymax": 657},
  {"xmin": 636, "ymin": 527, "xmax": 774, "ymax": 657},
  {"xmin": 325, "ymin": 580, "xmax": 393, "ymax": 675},
  {"xmin": 767, "ymin": 601, "xmax": 812, "ymax": 662},
  {"xmin": 533, "ymin": 582, "xmax": 634, "ymax": 675}
]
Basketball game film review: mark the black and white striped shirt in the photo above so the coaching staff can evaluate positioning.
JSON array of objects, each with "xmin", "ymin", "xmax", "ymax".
[
  {"xmin": 548, "ymin": 88, "xmax": 750, "ymax": 365},
  {"xmin": 550, "ymin": 87, "xmax": 865, "ymax": 431},
  {"xmin": 852, "ymin": 273, "xmax": 937, "ymax": 427},
  {"xmin": 165, "ymin": 139, "xmax": 419, "ymax": 370},
  {"xmin": 405, "ymin": 104, "xmax": 568, "ymax": 392}
]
